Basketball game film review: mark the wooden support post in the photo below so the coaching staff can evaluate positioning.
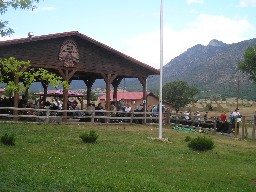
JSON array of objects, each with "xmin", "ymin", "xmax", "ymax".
[
  {"xmin": 41, "ymin": 82, "xmax": 48, "ymax": 108},
  {"xmin": 113, "ymin": 85, "xmax": 118, "ymax": 108},
  {"xmin": 234, "ymin": 118, "xmax": 238, "ymax": 138},
  {"xmin": 87, "ymin": 86, "xmax": 92, "ymax": 105},
  {"xmin": 242, "ymin": 116, "xmax": 244, "ymax": 138},
  {"xmin": 112, "ymin": 77, "xmax": 123, "ymax": 110},
  {"xmin": 13, "ymin": 75, "xmax": 19, "ymax": 121},
  {"xmin": 130, "ymin": 110, "xmax": 134, "ymax": 124},
  {"xmin": 91, "ymin": 108, "xmax": 95, "ymax": 123},
  {"xmin": 213, "ymin": 118, "xmax": 217, "ymax": 135},
  {"xmin": 165, "ymin": 108, "xmax": 170, "ymax": 124},
  {"xmin": 57, "ymin": 68, "xmax": 77, "ymax": 122},
  {"xmin": 63, "ymin": 88, "xmax": 68, "ymax": 121},
  {"xmin": 102, "ymin": 73, "xmax": 117, "ymax": 111},
  {"xmin": 13, "ymin": 64, "xmax": 27, "ymax": 121},
  {"xmin": 84, "ymin": 78, "xmax": 96, "ymax": 107},
  {"xmin": 138, "ymin": 77, "xmax": 147, "ymax": 124},
  {"xmin": 241, "ymin": 116, "xmax": 247, "ymax": 138},
  {"xmin": 252, "ymin": 124, "xmax": 256, "ymax": 140},
  {"xmin": 45, "ymin": 106, "xmax": 50, "ymax": 123}
]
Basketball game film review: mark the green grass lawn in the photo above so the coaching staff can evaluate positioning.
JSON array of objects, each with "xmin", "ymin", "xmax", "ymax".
[{"xmin": 1, "ymin": 122, "xmax": 256, "ymax": 191}]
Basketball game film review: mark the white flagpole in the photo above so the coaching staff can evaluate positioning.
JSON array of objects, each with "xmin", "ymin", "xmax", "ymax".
[{"xmin": 159, "ymin": 0, "xmax": 163, "ymax": 139}]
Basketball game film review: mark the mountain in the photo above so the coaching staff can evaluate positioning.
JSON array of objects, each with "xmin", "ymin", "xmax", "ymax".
[{"xmin": 145, "ymin": 38, "xmax": 256, "ymax": 100}]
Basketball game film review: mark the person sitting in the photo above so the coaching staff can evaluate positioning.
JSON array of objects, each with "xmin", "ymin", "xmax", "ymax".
[
  {"xmin": 87, "ymin": 103, "xmax": 95, "ymax": 115},
  {"xmin": 110, "ymin": 103, "xmax": 117, "ymax": 116},
  {"xmin": 125, "ymin": 104, "xmax": 132, "ymax": 113},
  {"xmin": 204, "ymin": 111, "xmax": 208, "ymax": 122},
  {"xmin": 95, "ymin": 103, "xmax": 103, "ymax": 110},
  {"xmin": 151, "ymin": 105, "xmax": 158, "ymax": 123}
]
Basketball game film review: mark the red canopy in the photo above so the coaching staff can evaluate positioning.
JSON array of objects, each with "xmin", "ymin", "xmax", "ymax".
[{"xmin": 35, "ymin": 89, "xmax": 86, "ymax": 97}]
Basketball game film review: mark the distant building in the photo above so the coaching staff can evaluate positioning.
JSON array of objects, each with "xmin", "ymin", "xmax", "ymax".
[{"xmin": 99, "ymin": 91, "xmax": 171, "ymax": 111}]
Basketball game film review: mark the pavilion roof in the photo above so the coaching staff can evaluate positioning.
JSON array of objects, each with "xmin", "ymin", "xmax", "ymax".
[{"xmin": 0, "ymin": 31, "xmax": 159, "ymax": 75}]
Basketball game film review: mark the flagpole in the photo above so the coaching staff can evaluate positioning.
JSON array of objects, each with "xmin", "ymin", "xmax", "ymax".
[{"xmin": 159, "ymin": 0, "xmax": 163, "ymax": 139}]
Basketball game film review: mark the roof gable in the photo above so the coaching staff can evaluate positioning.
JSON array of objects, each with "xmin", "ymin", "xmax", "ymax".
[{"xmin": 0, "ymin": 31, "xmax": 159, "ymax": 75}]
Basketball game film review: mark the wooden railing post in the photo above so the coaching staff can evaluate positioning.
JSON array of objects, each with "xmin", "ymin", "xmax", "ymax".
[
  {"xmin": 91, "ymin": 109, "xmax": 95, "ymax": 123},
  {"xmin": 213, "ymin": 117, "xmax": 217, "ymax": 135},
  {"xmin": 45, "ymin": 106, "xmax": 50, "ymax": 123},
  {"xmin": 252, "ymin": 124, "xmax": 256, "ymax": 140},
  {"xmin": 234, "ymin": 118, "xmax": 238, "ymax": 138},
  {"xmin": 241, "ymin": 116, "xmax": 247, "ymax": 138},
  {"xmin": 130, "ymin": 110, "xmax": 134, "ymax": 124},
  {"xmin": 165, "ymin": 109, "xmax": 170, "ymax": 124}
]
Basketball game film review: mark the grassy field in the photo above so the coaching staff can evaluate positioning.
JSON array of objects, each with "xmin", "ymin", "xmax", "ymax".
[{"xmin": 1, "ymin": 122, "xmax": 256, "ymax": 191}]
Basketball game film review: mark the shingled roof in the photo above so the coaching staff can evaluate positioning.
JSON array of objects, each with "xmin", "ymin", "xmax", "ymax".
[{"xmin": 0, "ymin": 31, "xmax": 159, "ymax": 75}]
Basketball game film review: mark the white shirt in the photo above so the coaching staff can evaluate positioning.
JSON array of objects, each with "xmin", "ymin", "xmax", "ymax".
[
  {"xmin": 125, "ymin": 106, "xmax": 132, "ymax": 113},
  {"xmin": 232, "ymin": 111, "xmax": 241, "ymax": 122}
]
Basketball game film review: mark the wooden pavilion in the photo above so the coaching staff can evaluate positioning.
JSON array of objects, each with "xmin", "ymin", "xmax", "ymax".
[{"xmin": 0, "ymin": 31, "xmax": 159, "ymax": 116}]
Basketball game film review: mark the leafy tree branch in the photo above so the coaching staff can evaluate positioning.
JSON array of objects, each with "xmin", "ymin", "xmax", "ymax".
[{"xmin": 0, "ymin": 0, "xmax": 40, "ymax": 37}]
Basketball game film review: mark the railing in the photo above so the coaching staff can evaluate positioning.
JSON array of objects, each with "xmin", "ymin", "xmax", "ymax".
[
  {"xmin": 0, "ymin": 107, "xmax": 170, "ymax": 124},
  {"xmin": 0, "ymin": 107, "xmax": 255, "ymax": 139}
]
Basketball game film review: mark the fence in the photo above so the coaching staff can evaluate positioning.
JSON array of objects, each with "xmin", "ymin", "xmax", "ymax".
[
  {"xmin": 0, "ymin": 107, "xmax": 170, "ymax": 124},
  {"xmin": 0, "ymin": 107, "xmax": 255, "ymax": 139}
]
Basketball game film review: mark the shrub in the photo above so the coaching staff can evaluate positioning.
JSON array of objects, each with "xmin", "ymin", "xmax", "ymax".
[
  {"xmin": 205, "ymin": 103, "xmax": 213, "ymax": 111},
  {"xmin": 1, "ymin": 133, "xmax": 15, "ymax": 146},
  {"xmin": 79, "ymin": 130, "xmax": 98, "ymax": 143},
  {"xmin": 185, "ymin": 136, "xmax": 191, "ymax": 142},
  {"xmin": 188, "ymin": 136, "xmax": 214, "ymax": 151}
]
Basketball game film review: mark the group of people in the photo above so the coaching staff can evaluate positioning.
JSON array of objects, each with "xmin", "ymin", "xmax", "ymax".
[
  {"xmin": 184, "ymin": 111, "xmax": 205, "ymax": 123},
  {"xmin": 217, "ymin": 108, "xmax": 242, "ymax": 133},
  {"xmin": 87, "ymin": 101, "xmax": 132, "ymax": 116},
  {"xmin": 179, "ymin": 108, "xmax": 244, "ymax": 134}
]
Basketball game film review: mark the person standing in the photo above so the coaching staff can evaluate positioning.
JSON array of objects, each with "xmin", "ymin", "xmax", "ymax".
[
  {"xmin": 204, "ymin": 111, "xmax": 208, "ymax": 122},
  {"xmin": 220, "ymin": 111, "xmax": 228, "ymax": 133},
  {"xmin": 196, "ymin": 111, "xmax": 201, "ymax": 122},
  {"xmin": 184, "ymin": 111, "xmax": 190, "ymax": 124},
  {"xmin": 220, "ymin": 111, "xmax": 227, "ymax": 123},
  {"xmin": 231, "ymin": 108, "xmax": 241, "ymax": 133}
]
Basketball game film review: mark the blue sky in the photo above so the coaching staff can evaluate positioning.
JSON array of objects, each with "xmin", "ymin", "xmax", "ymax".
[{"xmin": 1, "ymin": 0, "xmax": 256, "ymax": 69}]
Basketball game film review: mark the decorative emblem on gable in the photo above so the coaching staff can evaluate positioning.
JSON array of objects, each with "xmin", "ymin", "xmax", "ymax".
[{"xmin": 59, "ymin": 39, "xmax": 79, "ymax": 67}]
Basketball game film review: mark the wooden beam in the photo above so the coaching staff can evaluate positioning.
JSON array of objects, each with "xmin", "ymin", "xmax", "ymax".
[
  {"xmin": 102, "ymin": 73, "xmax": 117, "ymax": 110},
  {"xmin": 139, "ymin": 77, "xmax": 147, "ymax": 123},
  {"xmin": 112, "ymin": 77, "xmax": 123, "ymax": 107},
  {"xmin": 83, "ymin": 78, "xmax": 96, "ymax": 105},
  {"xmin": 57, "ymin": 68, "xmax": 77, "ymax": 81},
  {"xmin": 57, "ymin": 69, "xmax": 76, "ymax": 121}
]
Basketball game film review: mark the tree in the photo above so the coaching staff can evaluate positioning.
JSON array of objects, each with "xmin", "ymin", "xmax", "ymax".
[
  {"xmin": 1, "ymin": 0, "xmax": 40, "ymax": 37},
  {"xmin": 238, "ymin": 46, "xmax": 256, "ymax": 83},
  {"xmin": 0, "ymin": 57, "xmax": 68, "ymax": 94},
  {"xmin": 163, "ymin": 80, "xmax": 199, "ymax": 113}
]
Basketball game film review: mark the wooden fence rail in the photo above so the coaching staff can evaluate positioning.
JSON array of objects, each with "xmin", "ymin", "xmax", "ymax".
[
  {"xmin": 0, "ymin": 107, "xmax": 169, "ymax": 124},
  {"xmin": 0, "ymin": 107, "xmax": 255, "ymax": 139}
]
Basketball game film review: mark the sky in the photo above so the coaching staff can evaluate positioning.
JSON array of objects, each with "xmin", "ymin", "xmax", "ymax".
[{"xmin": 1, "ymin": 0, "xmax": 256, "ymax": 69}]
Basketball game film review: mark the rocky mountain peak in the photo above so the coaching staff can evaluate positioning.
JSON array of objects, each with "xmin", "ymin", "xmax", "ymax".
[{"xmin": 208, "ymin": 39, "xmax": 225, "ymax": 46}]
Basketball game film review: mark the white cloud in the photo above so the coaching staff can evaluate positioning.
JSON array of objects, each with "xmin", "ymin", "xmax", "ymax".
[
  {"xmin": 239, "ymin": 0, "xmax": 256, "ymax": 7},
  {"xmin": 186, "ymin": 0, "xmax": 204, "ymax": 4},
  {"xmin": 33, "ymin": 6, "xmax": 56, "ymax": 12},
  {"xmin": 123, "ymin": 14, "xmax": 255, "ymax": 69}
]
